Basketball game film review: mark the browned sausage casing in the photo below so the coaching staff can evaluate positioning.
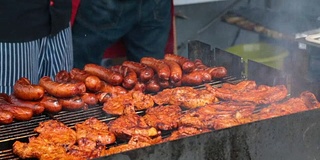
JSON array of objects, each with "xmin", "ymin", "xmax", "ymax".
[
  {"xmin": 10, "ymin": 95, "xmax": 45, "ymax": 116},
  {"xmin": 141, "ymin": 57, "xmax": 171, "ymax": 81},
  {"xmin": 13, "ymin": 77, "xmax": 45, "ymax": 101},
  {"xmin": 181, "ymin": 72, "xmax": 205, "ymax": 86},
  {"xmin": 0, "ymin": 109, "xmax": 14, "ymax": 124},
  {"xmin": 70, "ymin": 68, "xmax": 103, "ymax": 92},
  {"xmin": 84, "ymin": 64, "xmax": 123, "ymax": 86},
  {"xmin": 59, "ymin": 96, "xmax": 87, "ymax": 111},
  {"xmin": 122, "ymin": 61, "xmax": 155, "ymax": 83},
  {"xmin": 55, "ymin": 70, "xmax": 71, "ymax": 83},
  {"xmin": 145, "ymin": 76, "xmax": 161, "ymax": 93},
  {"xmin": 39, "ymin": 76, "xmax": 86, "ymax": 98},
  {"xmin": 81, "ymin": 93, "xmax": 99, "ymax": 106},
  {"xmin": 110, "ymin": 65, "xmax": 138, "ymax": 89},
  {"xmin": 163, "ymin": 59, "xmax": 183, "ymax": 83},
  {"xmin": 206, "ymin": 66, "xmax": 228, "ymax": 79},
  {"xmin": 164, "ymin": 54, "xmax": 195, "ymax": 73},
  {"xmin": 40, "ymin": 95, "xmax": 63, "ymax": 113},
  {"xmin": 0, "ymin": 105, "xmax": 33, "ymax": 121}
]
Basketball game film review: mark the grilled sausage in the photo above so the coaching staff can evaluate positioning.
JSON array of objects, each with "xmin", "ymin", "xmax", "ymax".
[
  {"xmin": 70, "ymin": 68, "xmax": 103, "ymax": 92},
  {"xmin": 110, "ymin": 65, "xmax": 138, "ymax": 89},
  {"xmin": 141, "ymin": 57, "xmax": 170, "ymax": 81},
  {"xmin": 59, "ymin": 96, "xmax": 87, "ymax": 111},
  {"xmin": 122, "ymin": 61, "xmax": 155, "ymax": 82},
  {"xmin": 164, "ymin": 54, "xmax": 195, "ymax": 73},
  {"xmin": 206, "ymin": 66, "xmax": 227, "ymax": 79},
  {"xmin": 145, "ymin": 76, "xmax": 161, "ymax": 93},
  {"xmin": 0, "ymin": 105, "xmax": 33, "ymax": 121},
  {"xmin": 163, "ymin": 59, "xmax": 183, "ymax": 83},
  {"xmin": 54, "ymin": 70, "xmax": 71, "ymax": 83},
  {"xmin": 81, "ymin": 93, "xmax": 99, "ymax": 106},
  {"xmin": 181, "ymin": 72, "xmax": 204, "ymax": 86},
  {"xmin": 84, "ymin": 63, "xmax": 123, "ymax": 86},
  {"xmin": 13, "ymin": 77, "xmax": 45, "ymax": 101},
  {"xmin": 10, "ymin": 95, "xmax": 45, "ymax": 116},
  {"xmin": 0, "ymin": 109, "xmax": 14, "ymax": 124},
  {"xmin": 40, "ymin": 95, "xmax": 62, "ymax": 113},
  {"xmin": 39, "ymin": 76, "xmax": 86, "ymax": 98},
  {"xmin": 132, "ymin": 82, "xmax": 146, "ymax": 92}
]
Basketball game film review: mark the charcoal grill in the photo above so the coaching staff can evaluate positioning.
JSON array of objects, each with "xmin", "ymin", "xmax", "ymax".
[{"xmin": 0, "ymin": 40, "xmax": 317, "ymax": 160}]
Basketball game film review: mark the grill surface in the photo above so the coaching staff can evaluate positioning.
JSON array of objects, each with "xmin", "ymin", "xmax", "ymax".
[{"xmin": 0, "ymin": 75, "xmax": 243, "ymax": 160}]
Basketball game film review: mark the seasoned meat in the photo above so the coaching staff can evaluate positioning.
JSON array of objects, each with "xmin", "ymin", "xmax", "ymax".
[
  {"xmin": 143, "ymin": 105, "xmax": 182, "ymax": 130},
  {"xmin": 178, "ymin": 102, "xmax": 255, "ymax": 130},
  {"xmin": 102, "ymin": 135, "xmax": 162, "ymax": 156},
  {"xmin": 152, "ymin": 85, "xmax": 218, "ymax": 109},
  {"xmin": 75, "ymin": 117, "xmax": 116, "ymax": 146},
  {"xmin": 211, "ymin": 80, "xmax": 288, "ymax": 104},
  {"xmin": 103, "ymin": 90, "xmax": 154, "ymax": 115},
  {"xmin": 163, "ymin": 126, "xmax": 210, "ymax": 142},
  {"xmin": 108, "ymin": 113, "xmax": 160, "ymax": 140}
]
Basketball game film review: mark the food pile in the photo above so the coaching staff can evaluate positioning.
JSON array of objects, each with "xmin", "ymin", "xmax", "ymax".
[
  {"xmin": 12, "ymin": 80, "xmax": 320, "ymax": 159},
  {"xmin": 0, "ymin": 54, "xmax": 227, "ymax": 124}
]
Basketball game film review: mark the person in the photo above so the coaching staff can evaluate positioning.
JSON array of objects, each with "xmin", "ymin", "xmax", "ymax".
[
  {"xmin": 72, "ymin": 0, "xmax": 172, "ymax": 69},
  {"xmin": 0, "ymin": 0, "xmax": 73, "ymax": 94}
]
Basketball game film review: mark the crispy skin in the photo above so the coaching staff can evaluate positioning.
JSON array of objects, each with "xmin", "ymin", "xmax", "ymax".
[
  {"xmin": 163, "ymin": 126, "xmax": 210, "ymax": 142},
  {"xmin": 152, "ymin": 85, "xmax": 218, "ymax": 109},
  {"xmin": 103, "ymin": 90, "xmax": 154, "ymax": 115},
  {"xmin": 143, "ymin": 105, "xmax": 182, "ymax": 130},
  {"xmin": 102, "ymin": 135, "xmax": 162, "ymax": 156},
  {"xmin": 178, "ymin": 102, "xmax": 255, "ymax": 130},
  {"xmin": 212, "ymin": 81, "xmax": 288, "ymax": 104},
  {"xmin": 108, "ymin": 113, "xmax": 159, "ymax": 140},
  {"xmin": 75, "ymin": 117, "xmax": 116, "ymax": 146}
]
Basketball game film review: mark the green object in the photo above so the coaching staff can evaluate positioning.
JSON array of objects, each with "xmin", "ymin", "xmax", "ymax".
[{"xmin": 226, "ymin": 42, "xmax": 289, "ymax": 75}]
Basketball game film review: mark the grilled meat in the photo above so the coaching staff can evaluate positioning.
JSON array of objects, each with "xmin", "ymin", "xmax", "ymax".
[
  {"xmin": 102, "ymin": 135, "xmax": 162, "ymax": 156},
  {"xmin": 103, "ymin": 90, "xmax": 154, "ymax": 115},
  {"xmin": 255, "ymin": 91, "xmax": 320, "ymax": 120},
  {"xmin": 108, "ymin": 113, "xmax": 160, "ymax": 140},
  {"xmin": 75, "ymin": 117, "xmax": 116, "ymax": 146},
  {"xmin": 163, "ymin": 126, "xmax": 210, "ymax": 142},
  {"xmin": 152, "ymin": 85, "xmax": 218, "ymax": 109},
  {"xmin": 211, "ymin": 80, "xmax": 288, "ymax": 104},
  {"xmin": 143, "ymin": 105, "xmax": 182, "ymax": 130},
  {"xmin": 178, "ymin": 102, "xmax": 255, "ymax": 130}
]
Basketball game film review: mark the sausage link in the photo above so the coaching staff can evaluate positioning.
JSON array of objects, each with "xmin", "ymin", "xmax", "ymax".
[
  {"xmin": 55, "ymin": 70, "xmax": 71, "ymax": 83},
  {"xmin": 164, "ymin": 54, "xmax": 195, "ymax": 73},
  {"xmin": 13, "ymin": 77, "xmax": 45, "ymax": 101},
  {"xmin": 40, "ymin": 95, "xmax": 63, "ymax": 113},
  {"xmin": 84, "ymin": 64, "xmax": 123, "ymax": 86},
  {"xmin": 10, "ymin": 95, "xmax": 45, "ymax": 116},
  {"xmin": 122, "ymin": 61, "xmax": 154, "ymax": 82},
  {"xmin": 141, "ymin": 57, "xmax": 170, "ymax": 81},
  {"xmin": 206, "ymin": 66, "xmax": 228, "ymax": 79},
  {"xmin": 39, "ymin": 76, "xmax": 86, "ymax": 98},
  {"xmin": 81, "ymin": 93, "xmax": 99, "ymax": 106},
  {"xmin": 0, "ymin": 105, "xmax": 33, "ymax": 121},
  {"xmin": 163, "ymin": 59, "xmax": 183, "ymax": 83},
  {"xmin": 181, "ymin": 72, "xmax": 204, "ymax": 86},
  {"xmin": 145, "ymin": 76, "xmax": 161, "ymax": 93},
  {"xmin": 110, "ymin": 65, "xmax": 138, "ymax": 89},
  {"xmin": 70, "ymin": 68, "xmax": 103, "ymax": 92},
  {"xmin": 59, "ymin": 96, "xmax": 87, "ymax": 111},
  {"xmin": 0, "ymin": 109, "xmax": 14, "ymax": 124}
]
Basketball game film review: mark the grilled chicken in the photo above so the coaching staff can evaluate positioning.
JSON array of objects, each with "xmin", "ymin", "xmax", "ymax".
[
  {"xmin": 152, "ymin": 85, "xmax": 218, "ymax": 109},
  {"xmin": 103, "ymin": 90, "xmax": 154, "ymax": 115},
  {"xmin": 143, "ymin": 105, "xmax": 182, "ymax": 130},
  {"xmin": 163, "ymin": 126, "xmax": 210, "ymax": 142},
  {"xmin": 108, "ymin": 112, "xmax": 160, "ymax": 140}
]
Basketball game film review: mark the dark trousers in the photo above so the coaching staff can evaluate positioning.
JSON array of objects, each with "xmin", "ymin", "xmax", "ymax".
[{"xmin": 72, "ymin": 0, "xmax": 172, "ymax": 68}]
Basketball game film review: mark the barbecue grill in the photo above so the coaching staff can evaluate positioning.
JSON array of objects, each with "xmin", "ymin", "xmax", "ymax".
[{"xmin": 0, "ymin": 40, "xmax": 318, "ymax": 160}]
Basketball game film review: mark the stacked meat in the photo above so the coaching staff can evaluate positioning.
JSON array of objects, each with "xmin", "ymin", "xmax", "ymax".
[{"xmin": 0, "ymin": 54, "xmax": 227, "ymax": 125}]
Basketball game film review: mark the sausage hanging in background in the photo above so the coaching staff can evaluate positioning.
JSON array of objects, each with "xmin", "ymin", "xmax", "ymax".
[
  {"xmin": 84, "ymin": 63, "xmax": 123, "ymax": 86},
  {"xmin": 13, "ymin": 77, "xmax": 45, "ymax": 101}
]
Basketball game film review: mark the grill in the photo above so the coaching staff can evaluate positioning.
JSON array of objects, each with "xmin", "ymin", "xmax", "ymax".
[{"xmin": 1, "ymin": 41, "xmax": 317, "ymax": 160}]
